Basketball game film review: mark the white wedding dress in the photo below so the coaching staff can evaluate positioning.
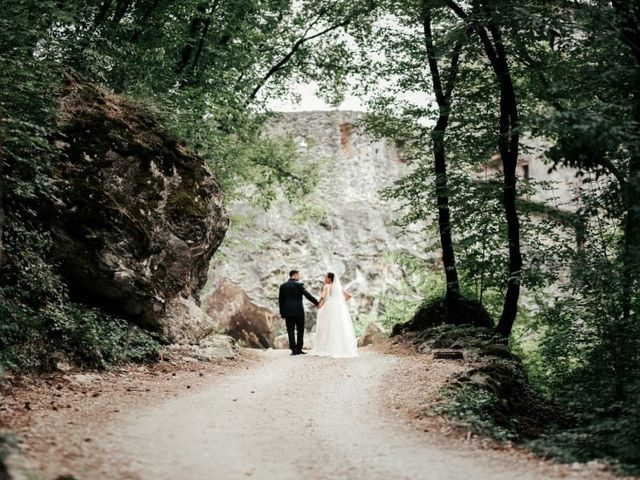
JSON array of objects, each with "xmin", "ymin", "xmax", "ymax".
[{"xmin": 311, "ymin": 275, "xmax": 358, "ymax": 358}]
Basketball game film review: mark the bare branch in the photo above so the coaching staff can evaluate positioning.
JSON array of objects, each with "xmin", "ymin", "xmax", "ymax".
[
  {"xmin": 248, "ymin": 2, "xmax": 374, "ymax": 103},
  {"xmin": 446, "ymin": 0, "xmax": 467, "ymax": 20},
  {"xmin": 447, "ymin": 0, "xmax": 500, "ymax": 68}
]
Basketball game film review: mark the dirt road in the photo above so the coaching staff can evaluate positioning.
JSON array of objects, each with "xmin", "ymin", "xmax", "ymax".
[{"xmin": 66, "ymin": 349, "xmax": 610, "ymax": 480}]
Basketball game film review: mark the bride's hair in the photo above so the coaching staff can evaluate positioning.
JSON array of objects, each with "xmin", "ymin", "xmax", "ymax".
[{"xmin": 327, "ymin": 272, "xmax": 335, "ymax": 283}]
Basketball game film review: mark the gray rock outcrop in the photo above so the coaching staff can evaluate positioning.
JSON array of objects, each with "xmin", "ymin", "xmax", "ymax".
[
  {"xmin": 204, "ymin": 111, "xmax": 583, "ymax": 336},
  {"xmin": 52, "ymin": 77, "xmax": 228, "ymax": 342}
]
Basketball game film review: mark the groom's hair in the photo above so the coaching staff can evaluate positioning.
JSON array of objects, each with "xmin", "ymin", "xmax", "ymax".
[
  {"xmin": 327, "ymin": 272, "xmax": 335, "ymax": 282},
  {"xmin": 289, "ymin": 270, "xmax": 299, "ymax": 278}
]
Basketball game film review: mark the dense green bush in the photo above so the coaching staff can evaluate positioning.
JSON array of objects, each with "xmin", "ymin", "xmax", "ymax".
[
  {"xmin": 1, "ymin": 0, "xmax": 344, "ymax": 373},
  {"xmin": 0, "ymin": 300, "xmax": 160, "ymax": 372},
  {"xmin": 518, "ymin": 296, "xmax": 640, "ymax": 472},
  {"xmin": 529, "ymin": 401, "xmax": 640, "ymax": 474}
]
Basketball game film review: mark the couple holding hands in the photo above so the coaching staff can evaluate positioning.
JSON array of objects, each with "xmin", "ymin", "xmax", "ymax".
[{"xmin": 278, "ymin": 269, "xmax": 358, "ymax": 358}]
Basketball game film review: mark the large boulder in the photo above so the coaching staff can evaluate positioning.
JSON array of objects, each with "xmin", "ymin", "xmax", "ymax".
[
  {"xmin": 204, "ymin": 278, "xmax": 280, "ymax": 348},
  {"xmin": 51, "ymin": 76, "xmax": 228, "ymax": 342}
]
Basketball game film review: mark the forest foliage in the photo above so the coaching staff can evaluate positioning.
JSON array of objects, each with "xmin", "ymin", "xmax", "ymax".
[
  {"xmin": 0, "ymin": 0, "xmax": 375, "ymax": 370},
  {"xmin": 1, "ymin": 0, "xmax": 639, "ymax": 472},
  {"xmin": 356, "ymin": 0, "xmax": 640, "ymax": 472}
]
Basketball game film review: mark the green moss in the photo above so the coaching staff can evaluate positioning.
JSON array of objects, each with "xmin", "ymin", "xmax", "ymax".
[{"xmin": 392, "ymin": 296, "xmax": 493, "ymax": 335}]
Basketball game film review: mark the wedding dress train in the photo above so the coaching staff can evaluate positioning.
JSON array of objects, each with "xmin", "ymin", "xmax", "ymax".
[{"xmin": 312, "ymin": 275, "xmax": 358, "ymax": 358}]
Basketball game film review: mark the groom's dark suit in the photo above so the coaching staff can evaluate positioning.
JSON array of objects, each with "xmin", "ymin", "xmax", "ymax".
[{"xmin": 278, "ymin": 278, "xmax": 319, "ymax": 354}]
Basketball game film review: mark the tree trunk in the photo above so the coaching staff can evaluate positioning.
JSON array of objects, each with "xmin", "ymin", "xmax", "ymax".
[
  {"xmin": 0, "ymin": 132, "xmax": 3, "ymax": 270},
  {"xmin": 421, "ymin": 5, "xmax": 463, "ymax": 313},
  {"xmin": 434, "ymin": 126, "xmax": 461, "ymax": 308},
  {"xmin": 176, "ymin": 2, "xmax": 208, "ymax": 74},
  {"xmin": 447, "ymin": 0, "xmax": 523, "ymax": 337},
  {"xmin": 93, "ymin": 0, "xmax": 115, "ymax": 28},
  {"xmin": 491, "ymin": 43, "xmax": 522, "ymax": 340},
  {"xmin": 452, "ymin": 0, "xmax": 522, "ymax": 338},
  {"xmin": 612, "ymin": 0, "xmax": 640, "ymax": 323},
  {"xmin": 611, "ymin": 0, "xmax": 640, "ymax": 400},
  {"xmin": 621, "ymin": 116, "xmax": 640, "ymax": 323},
  {"xmin": 112, "ymin": 0, "xmax": 132, "ymax": 23},
  {"xmin": 190, "ymin": 1, "xmax": 219, "ymax": 75},
  {"xmin": 613, "ymin": 101, "xmax": 640, "ymax": 401},
  {"xmin": 131, "ymin": 0, "xmax": 162, "ymax": 44},
  {"xmin": 497, "ymin": 150, "xmax": 522, "ymax": 338}
]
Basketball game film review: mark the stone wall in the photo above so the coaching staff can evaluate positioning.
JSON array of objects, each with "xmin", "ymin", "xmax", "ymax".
[
  {"xmin": 204, "ymin": 111, "xmax": 581, "ymax": 338},
  {"xmin": 482, "ymin": 135, "xmax": 581, "ymax": 210},
  {"xmin": 204, "ymin": 111, "xmax": 433, "ymax": 334}
]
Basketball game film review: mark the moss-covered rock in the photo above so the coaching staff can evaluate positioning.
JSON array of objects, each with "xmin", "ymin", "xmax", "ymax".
[
  {"xmin": 405, "ymin": 324, "xmax": 496, "ymax": 352},
  {"xmin": 450, "ymin": 359, "xmax": 559, "ymax": 439},
  {"xmin": 391, "ymin": 297, "xmax": 493, "ymax": 336},
  {"xmin": 50, "ymin": 75, "xmax": 228, "ymax": 342},
  {"xmin": 410, "ymin": 324, "xmax": 561, "ymax": 441}
]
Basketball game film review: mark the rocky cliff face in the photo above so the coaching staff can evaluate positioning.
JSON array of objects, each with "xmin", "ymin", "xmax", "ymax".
[
  {"xmin": 204, "ymin": 111, "xmax": 432, "ymax": 337},
  {"xmin": 52, "ymin": 78, "xmax": 228, "ymax": 342}
]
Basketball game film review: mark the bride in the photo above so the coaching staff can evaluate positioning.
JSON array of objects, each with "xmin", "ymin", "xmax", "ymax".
[{"xmin": 311, "ymin": 272, "xmax": 358, "ymax": 358}]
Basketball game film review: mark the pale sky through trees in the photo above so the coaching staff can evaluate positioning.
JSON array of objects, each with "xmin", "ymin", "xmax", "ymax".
[
  {"xmin": 266, "ymin": 80, "xmax": 432, "ymax": 114},
  {"xmin": 267, "ymin": 81, "xmax": 366, "ymax": 112}
]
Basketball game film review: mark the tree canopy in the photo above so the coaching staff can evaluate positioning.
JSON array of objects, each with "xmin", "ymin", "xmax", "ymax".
[{"xmin": 1, "ymin": 0, "xmax": 639, "ymax": 471}]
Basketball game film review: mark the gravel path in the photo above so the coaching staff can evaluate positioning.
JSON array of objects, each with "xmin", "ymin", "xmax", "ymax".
[{"xmin": 91, "ymin": 349, "xmax": 609, "ymax": 480}]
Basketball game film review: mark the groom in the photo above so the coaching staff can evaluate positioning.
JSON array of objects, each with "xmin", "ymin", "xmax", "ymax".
[{"xmin": 278, "ymin": 269, "xmax": 319, "ymax": 356}]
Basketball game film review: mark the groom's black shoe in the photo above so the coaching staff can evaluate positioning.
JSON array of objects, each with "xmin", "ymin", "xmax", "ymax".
[
  {"xmin": 298, "ymin": 350, "xmax": 307, "ymax": 355},
  {"xmin": 291, "ymin": 351, "xmax": 300, "ymax": 356}
]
